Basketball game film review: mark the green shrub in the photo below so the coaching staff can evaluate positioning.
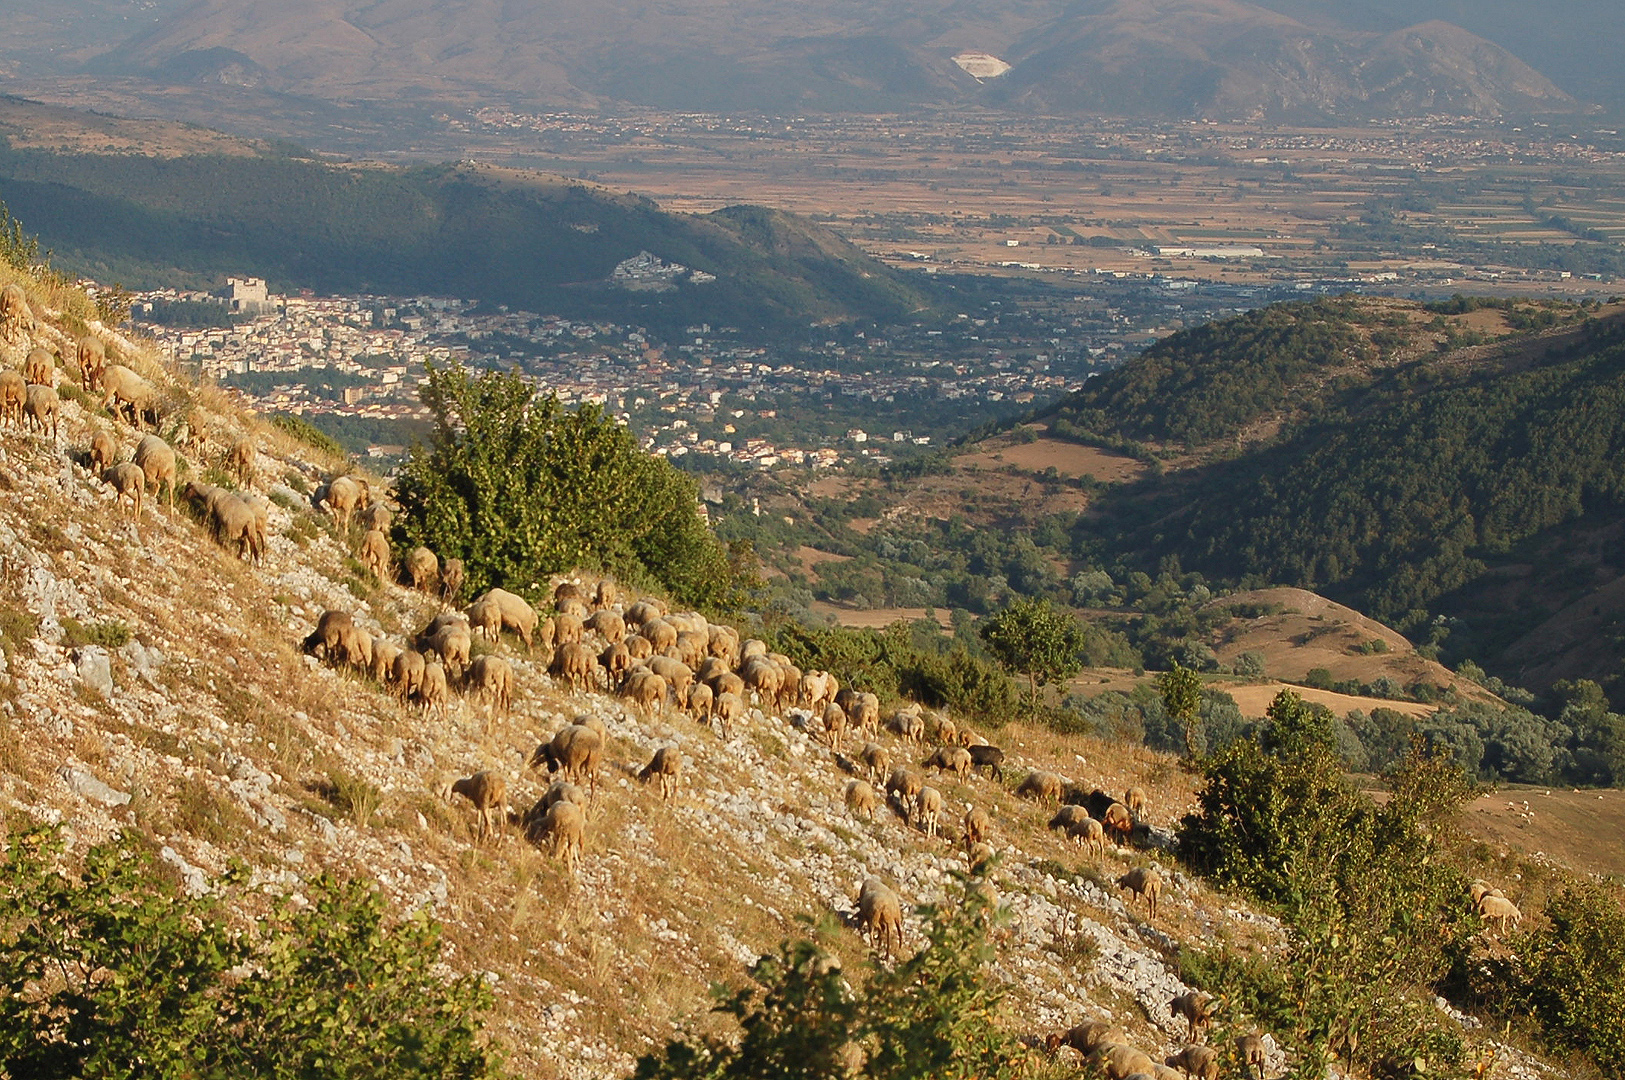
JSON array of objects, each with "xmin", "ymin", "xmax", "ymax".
[
  {"xmin": 1504, "ymin": 884, "xmax": 1625, "ymax": 1075},
  {"xmin": 0, "ymin": 821, "xmax": 501, "ymax": 1078},
  {"xmin": 271, "ymin": 413, "xmax": 345, "ymax": 458},
  {"xmin": 58, "ymin": 618, "xmax": 131, "ymax": 650}
]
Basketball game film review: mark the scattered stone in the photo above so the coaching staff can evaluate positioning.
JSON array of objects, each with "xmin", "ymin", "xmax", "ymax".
[
  {"xmin": 59, "ymin": 764, "xmax": 130, "ymax": 807},
  {"xmin": 74, "ymin": 645, "xmax": 113, "ymax": 696}
]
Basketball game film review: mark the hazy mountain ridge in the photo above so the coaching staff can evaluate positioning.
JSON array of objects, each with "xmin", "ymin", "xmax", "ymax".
[{"xmin": 0, "ymin": 0, "xmax": 1587, "ymax": 121}]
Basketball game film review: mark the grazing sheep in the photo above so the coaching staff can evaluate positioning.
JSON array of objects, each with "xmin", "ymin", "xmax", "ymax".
[
  {"xmin": 24, "ymin": 383, "xmax": 58, "ymax": 441},
  {"xmin": 369, "ymin": 639, "xmax": 403, "ymax": 684},
  {"xmin": 466, "ymin": 595, "xmax": 502, "ymax": 642},
  {"xmin": 964, "ymin": 805, "xmax": 991, "ymax": 849},
  {"xmin": 556, "ymin": 597, "xmax": 589, "ymax": 623},
  {"xmin": 443, "ymin": 771, "xmax": 506, "ymax": 840},
  {"xmin": 1478, "ymin": 893, "xmax": 1522, "ymax": 934},
  {"xmin": 227, "ymin": 437, "xmax": 256, "ymax": 488},
  {"xmin": 967, "ymin": 744, "xmax": 1005, "ymax": 781},
  {"xmin": 552, "ymin": 611, "xmax": 585, "ymax": 647},
  {"xmin": 930, "ymin": 714, "xmax": 959, "ymax": 746},
  {"xmin": 360, "ymin": 528, "xmax": 390, "ymax": 581},
  {"xmin": 530, "ymin": 799, "xmax": 585, "ymax": 870},
  {"xmin": 857, "ymin": 742, "xmax": 890, "ymax": 783},
  {"xmin": 540, "ymin": 780, "xmax": 588, "ymax": 814},
  {"xmin": 212, "ymin": 493, "xmax": 265, "ymax": 561},
  {"xmin": 712, "ymin": 670, "xmax": 745, "ymax": 700},
  {"xmin": 406, "ymin": 546, "xmax": 439, "ymax": 593},
  {"xmin": 836, "ymin": 687, "xmax": 859, "ymax": 714},
  {"xmin": 77, "ymin": 335, "xmax": 105, "ymax": 392},
  {"xmin": 1103, "ymin": 801, "xmax": 1135, "ymax": 846},
  {"xmin": 133, "ymin": 434, "xmax": 176, "ymax": 507},
  {"xmin": 474, "ymin": 588, "xmax": 538, "ymax": 651},
  {"xmin": 621, "ymin": 668, "xmax": 667, "ymax": 715},
  {"xmin": 181, "ymin": 410, "xmax": 208, "ymax": 455},
  {"xmin": 585, "ymin": 609, "xmax": 625, "ymax": 644},
  {"xmin": 302, "ymin": 610, "xmax": 371, "ymax": 669},
  {"xmin": 1017, "ymin": 770, "xmax": 1065, "ymax": 802},
  {"xmin": 530, "ymin": 724, "xmax": 604, "ymax": 798},
  {"xmin": 1236, "ymin": 1035, "xmax": 1266, "ymax": 1080},
  {"xmin": 624, "ymin": 599, "xmax": 663, "ymax": 628},
  {"xmin": 638, "ymin": 746, "xmax": 682, "ymax": 801},
  {"xmin": 686, "ymin": 681, "xmax": 714, "ymax": 724},
  {"xmin": 647, "ymin": 655, "xmax": 693, "ymax": 702},
  {"xmin": 822, "ymin": 702, "xmax": 848, "ymax": 751},
  {"xmin": 1096, "ymin": 1044, "xmax": 1156, "ymax": 1080},
  {"xmin": 103, "ymin": 463, "xmax": 144, "ymax": 521},
  {"xmin": 1469, "ymin": 879, "xmax": 1499, "ymax": 906},
  {"xmin": 416, "ymin": 621, "xmax": 472, "ymax": 680},
  {"xmin": 713, "ymin": 691, "xmax": 744, "ymax": 739},
  {"xmin": 1125, "ymin": 785, "xmax": 1148, "ymax": 817},
  {"xmin": 90, "ymin": 428, "xmax": 117, "ymax": 472},
  {"xmin": 1119, "ymin": 867, "xmax": 1164, "ymax": 919},
  {"xmin": 913, "ymin": 785, "xmax": 944, "ymax": 837},
  {"xmin": 0, "ymin": 284, "xmax": 32, "ymax": 343},
  {"xmin": 1170, "ymin": 991, "xmax": 1215, "ymax": 1043},
  {"xmin": 885, "ymin": 709, "xmax": 925, "ymax": 744},
  {"xmin": 884, "ymin": 765, "xmax": 924, "ymax": 811},
  {"xmin": 739, "ymin": 657, "xmax": 784, "ymax": 710},
  {"xmin": 464, "ymin": 654, "xmax": 513, "ymax": 717},
  {"xmin": 965, "ymin": 841, "xmax": 995, "ymax": 875},
  {"xmin": 856, "ymin": 877, "xmax": 904, "ymax": 960},
  {"xmin": 98, "ymin": 364, "xmax": 158, "ymax": 429},
  {"xmin": 416, "ymin": 661, "xmax": 451, "ymax": 716},
  {"xmin": 845, "ymin": 779, "xmax": 879, "ymax": 819},
  {"xmin": 642, "ymin": 618, "xmax": 678, "ymax": 652},
  {"xmin": 851, "ymin": 692, "xmax": 880, "ymax": 734},
  {"xmin": 317, "ymin": 475, "xmax": 367, "ymax": 531},
  {"xmin": 23, "ymin": 347, "xmax": 53, "ymax": 387},
  {"xmin": 800, "ymin": 670, "xmax": 837, "ymax": 711},
  {"xmin": 1046, "ymin": 1021, "xmax": 1121, "ymax": 1058},
  {"xmin": 923, "ymin": 745, "xmax": 973, "ymax": 783},
  {"xmin": 391, "ymin": 648, "xmax": 427, "ymax": 701},
  {"xmin": 1049, "ymin": 805, "xmax": 1105, "ymax": 855},
  {"xmin": 0, "ymin": 370, "xmax": 24, "ymax": 426},
  {"xmin": 358, "ymin": 501, "xmax": 392, "ymax": 533},
  {"xmin": 593, "ymin": 579, "xmax": 617, "ymax": 610},
  {"xmin": 551, "ymin": 642, "xmax": 599, "ymax": 693},
  {"xmin": 1167, "ymin": 1046, "xmax": 1219, "ymax": 1080},
  {"xmin": 622, "ymin": 633, "xmax": 653, "ymax": 661},
  {"xmin": 599, "ymin": 641, "xmax": 633, "ymax": 686}
]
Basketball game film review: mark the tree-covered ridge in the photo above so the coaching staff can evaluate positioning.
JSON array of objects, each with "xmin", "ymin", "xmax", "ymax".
[
  {"xmin": 1152, "ymin": 314, "xmax": 1625, "ymax": 627},
  {"xmin": 1044, "ymin": 297, "xmax": 1376, "ymax": 446}
]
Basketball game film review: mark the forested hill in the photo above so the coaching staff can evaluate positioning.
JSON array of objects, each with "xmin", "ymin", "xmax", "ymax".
[
  {"xmin": 1044, "ymin": 295, "xmax": 1593, "ymax": 451},
  {"xmin": 0, "ymin": 143, "xmax": 927, "ymax": 330},
  {"xmin": 1075, "ymin": 297, "xmax": 1625, "ymax": 696}
]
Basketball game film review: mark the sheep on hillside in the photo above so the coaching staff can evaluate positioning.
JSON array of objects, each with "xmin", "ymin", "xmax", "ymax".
[
  {"xmin": 23, "ymin": 347, "xmax": 53, "ymax": 387},
  {"xmin": 1046, "ymin": 1020, "xmax": 1123, "ymax": 1057},
  {"xmin": 1103, "ymin": 801, "xmax": 1135, "ymax": 846},
  {"xmin": 0, "ymin": 371, "xmax": 24, "ymax": 427},
  {"xmin": 442, "ymin": 771, "xmax": 506, "ymax": 841},
  {"xmin": 638, "ymin": 746, "xmax": 681, "ymax": 801},
  {"xmin": 0, "ymin": 284, "xmax": 32, "ymax": 345},
  {"xmin": 98, "ymin": 364, "xmax": 158, "ymax": 429},
  {"xmin": 1478, "ymin": 893, "xmax": 1522, "ymax": 934},
  {"xmin": 968, "ymin": 744, "xmax": 1005, "ymax": 781},
  {"xmin": 227, "ymin": 436, "xmax": 256, "ymax": 489},
  {"xmin": 1095, "ymin": 1044, "xmax": 1155, "ymax": 1080},
  {"xmin": 963, "ymin": 805, "xmax": 991, "ymax": 849},
  {"xmin": 77, "ymin": 335, "xmax": 105, "ymax": 392},
  {"xmin": 406, "ymin": 546, "xmax": 439, "ymax": 593},
  {"xmin": 133, "ymin": 434, "xmax": 176, "ymax": 507},
  {"xmin": 302, "ymin": 610, "xmax": 371, "ymax": 670},
  {"xmin": 856, "ymin": 877, "xmax": 904, "ymax": 960},
  {"xmin": 713, "ymin": 691, "xmax": 744, "ymax": 739},
  {"xmin": 103, "ymin": 463, "xmax": 145, "ymax": 521},
  {"xmin": 416, "ymin": 620, "xmax": 472, "ymax": 680},
  {"xmin": 1169, "ymin": 991, "xmax": 1215, "ymax": 1043},
  {"xmin": 912, "ymin": 785, "xmax": 943, "ymax": 837},
  {"xmin": 316, "ymin": 475, "xmax": 368, "ymax": 532},
  {"xmin": 358, "ymin": 502, "xmax": 391, "ymax": 533},
  {"xmin": 1125, "ymin": 785, "xmax": 1148, "ymax": 817},
  {"xmin": 391, "ymin": 648, "xmax": 427, "ymax": 701},
  {"xmin": 530, "ymin": 724, "xmax": 604, "ymax": 798},
  {"xmin": 465, "ymin": 654, "xmax": 512, "ymax": 718},
  {"xmin": 845, "ymin": 779, "xmax": 879, "ymax": 819},
  {"xmin": 857, "ymin": 742, "xmax": 890, "ymax": 784},
  {"xmin": 471, "ymin": 588, "xmax": 538, "ymax": 651},
  {"xmin": 1017, "ymin": 770, "xmax": 1065, "ymax": 803},
  {"xmin": 90, "ymin": 428, "xmax": 117, "ymax": 472},
  {"xmin": 360, "ymin": 528, "xmax": 390, "ymax": 582},
  {"xmin": 528, "ymin": 799, "xmax": 585, "ymax": 871},
  {"xmin": 822, "ymin": 702, "xmax": 848, "ymax": 751},
  {"xmin": 1166, "ymin": 1046, "xmax": 1219, "ymax": 1080},
  {"xmin": 23, "ymin": 382, "xmax": 57, "ymax": 441},
  {"xmin": 1236, "ymin": 1035, "xmax": 1266, "ymax": 1080},
  {"xmin": 1050, "ymin": 805, "xmax": 1105, "ymax": 855},
  {"xmin": 923, "ymin": 745, "xmax": 972, "ymax": 783},
  {"xmin": 551, "ymin": 642, "xmax": 600, "ymax": 693}
]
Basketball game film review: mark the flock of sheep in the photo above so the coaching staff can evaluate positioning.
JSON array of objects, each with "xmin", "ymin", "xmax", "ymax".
[{"xmin": 0, "ymin": 278, "xmax": 1530, "ymax": 1078}]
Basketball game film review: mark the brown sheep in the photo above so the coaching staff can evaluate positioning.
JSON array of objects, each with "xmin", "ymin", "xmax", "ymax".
[
  {"xmin": 360, "ymin": 528, "xmax": 390, "ymax": 582},
  {"xmin": 0, "ymin": 284, "xmax": 30, "ymax": 340},
  {"xmin": 444, "ymin": 771, "xmax": 506, "ymax": 841},
  {"xmin": 714, "ymin": 691, "xmax": 745, "ymax": 738},
  {"xmin": 435, "ymin": 555, "xmax": 460, "ymax": 601},
  {"xmin": 103, "ymin": 462, "xmax": 144, "ymax": 521},
  {"xmin": 964, "ymin": 805, "xmax": 991, "ymax": 849},
  {"xmin": 686, "ymin": 681, "xmax": 714, "ymax": 724},
  {"xmin": 556, "ymin": 596, "xmax": 589, "ymax": 621},
  {"xmin": 585, "ymin": 608, "xmax": 625, "ymax": 644},
  {"xmin": 638, "ymin": 746, "xmax": 682, "ymax": 801},
  {"xmin": 593, "ymin": 579, "xmax": 617, "ymax": 610},
  {"xmin": 1096, "ymin": 1044, "xmax": 1156, "ymax": 1080},
  {"xmin": 416, "ymin": 621, "xmax": 472, "ymax": 680},
  {"xmin": 551, "ymin": 642, "xmax": 599, "ymax": 693},
  {"xmin": 845, "ymin": 779, "xmax": 879, "ymax": 819},
  {"xmin": 99, "ymin": 364, "xmax": 158, "ymax": 429},
  {"xmin": 857, "ymin": 742, "xmax": 890, "ymax": 783},
  {"xmin": 133, "ymin": 434, "xmax": 176, "ymax": 507},
  {"xmin": 625, "ymin": 633, "xmax": 654, "ymax": 661},
  {"xmin": 77, "ymin": 335, "xmax": 105, "ymax": 392},
  {"xmin": 540, "ymin": 780, "xmax": 588, "ymax": 814},
  {"xmin": 1125, "ymin": 785, "xmax": 1148, "ymax": 817},
  {"xmin": 1050, "ymin": 805, "xmax": 1105, "ymax": 855},
  {"xmin": 1119, "ymin": 867, "xmax": 1164, "ymax": 919},
  {"xmin": 1478, "ymin": 893, "xmax": 1523, "ymax": 934},
  {"xmin": 621, "ymin": 668, "xmax": 668, "ymax": 714},
  {"xmin": 1236, "ymin": 1035, "xmax": 1266, "ymax": 1080},
  {"xmin": 211, "ymin": 493, "xmax": 265, "ymax": 562},
  {"xmin": 358, "ymin": 501, "xmax": 392, "ymax": 533},
  {"xmin": 90, "ymin": 429, "xmax": 117, "ymax": 472},
  {"xmin": 673, "ymin": 629, "xmax": 708, "ymax": 668},
  {"xmin": 1048, "ymin": 1020, "xmax": 1123, "ymax": 1057},
  {"xmin": 1170, "ymin": 991, "xmax": 1215, "ymax": 1043},
  {"xmin": 465, "ymin": 654, "xmax": 513, "ymax": 718},
  {"xmin": 466, "ymin": 595, "xmax": 502, "ymax": 642},
  {"xmin": 822, "ymin": 702, "xmax": 848, "ymax": 751},
  {"xmin": 318, "ymin": 475, "xmax": 367, "ymax": 531},
  {"xmin": 1103, "ymin": 801, "xmax": 1135, "ymax": 845},
  {"xmin": 712, "ymin": 670, "xmax": 745, "ymax": 699},
  {"xmin": 474, "ymin": 588, "xmax": 538, "ymax": 651},
  {"xmin": 530, "ymin": 724, "xmax": 604, "ymax": 798},
  {"xmin": 884, "ymin": 765, "xmax": 924, "ymax": 811},
  {"xmin": 923, "ymin": 745, "xmax": 972, "ymax": 783},
  {"xmin": 369, "ymin": 639, "xmax": 403, "ymax": 684},
  {"xmin": 624, "ymin": 598, "xmax": 663, "ymax": 628},
  {"xmin": 302, "ymin": 610, "xmax": 370, "ymax": 670},
  {"xmin": 406, "ymin": 546, "xmax": 439, "ymax": 593},
  {"xmin": 642, "ymin": 618, "xmax": 678, "ymax": 651},
  {"xmin": 1016, "ymin": 770, "xmax": 1065, "ymax": 803},
  {"xmin": 391, "ymin": 648, "xmax": 427, "ymax": 701},
  {"xmin": 23, "ymin": 347, "xmax": 53, "ymax": 387},
  {"xmin": 600, "ymin": 641, "xmax": 633, "ymax": 686},
  {"xmin": 227, "ymin": 437, "xmax": 256, "ymax": 488},
  {"xmin": 553, "ymin": 611, "xmax": 585, "ymax": 646},
  {"xmin": 965, "ymin": 841, "xmax": 995, "ymax": 875},
  {"xmin": 913, "ymin": 785, "xmax": 944, "ymax": 837},
  {"xmin": 851, "ymin": 692, "xmax": 881, "ymax": 733},
  {"xmin": 885, "ymin": 709, "xmax": 924, "ymax": 743},
  {"xmin": 799, "ymin": 670, "xmax": 837, "ymax": 711},
  {"xmin": 647, "ymin": 655, "xmax": 693, "ymax": 702},
  {"xmin": 529, "ymin": 799, "xmax": 585, "ymax": 870},
  {"xmin": 856, "ymin": 877, "xmax": 904, "ymax": 960},
  {"xmin": 0, "ymin": 370, "xmax": 24, "ymax": 426},
  {"xmin": 1166, "ymin": 1046, "xmax": 1219, "ymax": 1080},
  {"xmin": 24, "ymin": 383, "xmax": 58, "ymax": 441},
  {"xmin": 181, "ymin": 410, "xmax": 208, "ymax": 456}
]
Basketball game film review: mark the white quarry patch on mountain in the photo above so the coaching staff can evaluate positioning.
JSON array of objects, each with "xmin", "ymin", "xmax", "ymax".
[{"xmin": 953, "ymin": 51, "xmax": 1012, "ymax": 80}]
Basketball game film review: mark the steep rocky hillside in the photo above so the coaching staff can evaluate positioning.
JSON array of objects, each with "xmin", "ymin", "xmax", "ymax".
[{"xmin": 0, "ymin": 272, "xmax": 1564, "ymax": 1078}]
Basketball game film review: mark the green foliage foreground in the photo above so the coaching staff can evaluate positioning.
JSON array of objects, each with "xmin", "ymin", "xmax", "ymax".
[
  {"xmin": 634, "ymin": 889, "xmax": 1055, "ymax": 1080},
  {"xmin": 0, "ymin": 822, "xmax": 501, "ymax": 1079},
  {"xmin": 394, "ymin": 363, "xmax": 747, "ymax": 612}
]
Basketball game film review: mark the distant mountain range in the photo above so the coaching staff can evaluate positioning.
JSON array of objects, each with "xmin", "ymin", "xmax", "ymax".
[{"xmin": 0, "ymin": 0, "xmax": 1611, "ymax": 123}]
